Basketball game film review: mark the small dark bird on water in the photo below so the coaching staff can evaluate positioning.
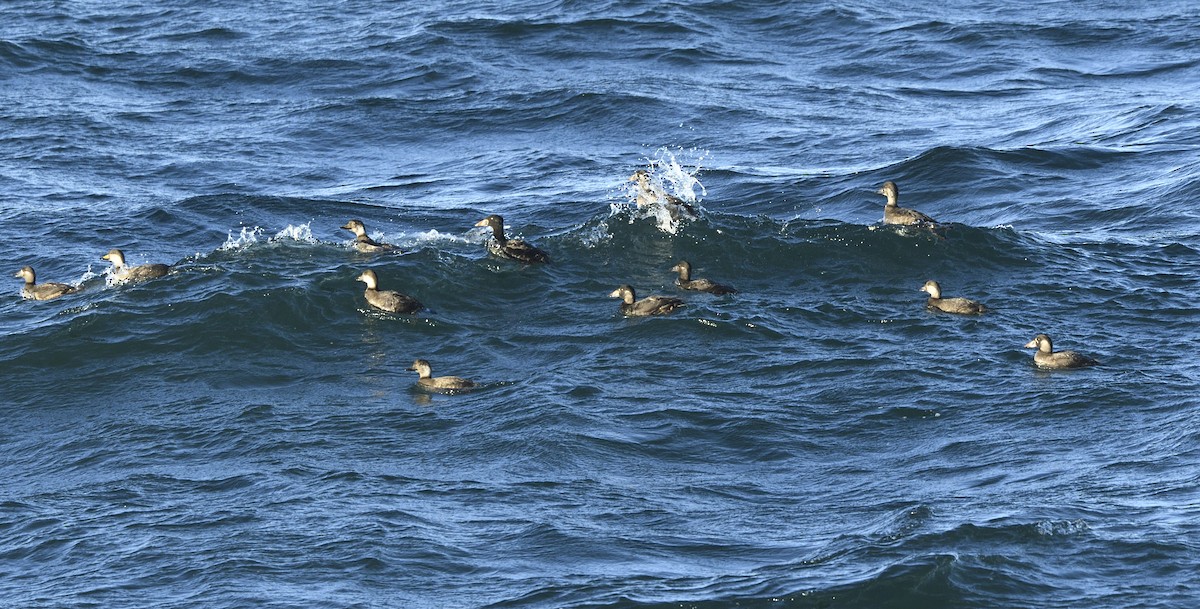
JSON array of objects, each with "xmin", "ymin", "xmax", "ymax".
[{"xmin": 671, "ymin": 261, "xmax": 736, "ymax": 295}]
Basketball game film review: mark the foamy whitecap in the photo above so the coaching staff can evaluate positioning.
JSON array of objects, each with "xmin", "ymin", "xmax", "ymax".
[
  {"xmin": 219, "ymin": 223, "xmax": 317, "ymax": 251},
  {"xmin": 1034, "ymin": 519, "xmax": 1090, "ymax": 537},
  {"xmin": 272, "ymin": 222, "xmax": 316, "ymax": 243},
  {"xmin": 77, "ymin": 265, "xmax": 100, "ymax": 287},
  {"xmin": 405, "ymin": 228, "xmax": 478, "ymax": 245},
  {"xmin": 580, "ymin": 213, "xmax": 616, "ymax": 248},
  {"xmin": 220, "ymin": 226, "xmax": 264, "ymax": 250}
]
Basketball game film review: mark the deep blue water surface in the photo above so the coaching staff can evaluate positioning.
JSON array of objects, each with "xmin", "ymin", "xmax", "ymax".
[{"xmin": 3, "ymin": 2, "xmax": 1200, "ymax": 607}]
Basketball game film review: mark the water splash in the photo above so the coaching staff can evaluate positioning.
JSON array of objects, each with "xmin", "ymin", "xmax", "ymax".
[
  {"xmin": 625, "ymin": 146, "xmax": 710, "ymax": 235},
  {"xmin": 579, "ymin": 210, "xmax": 618, "ymax": 249},
  {"xmin": 219, "ymin": 223, "xmax": 316, "ymax": 251},
  {"xmin": 404, "ymin": 228, "xmax": 477, "ymax": 245},
  {"xmin": 647, "ymin": 146, "xmax": 709, "ymax": 202},
  {"xmin": 272, "ymin": 222, "xmax": 316, "ymax": 243},
  {"xmin": 77, "ymin": 264, "xmax": 100, "ymax": 287},
  {"xmin": 98, "ymin": 260, "xmax": 124, "ymax": 287},
  {"xmin": 220, "ymin": 226, "xmax": 264, "ymax": 251}
]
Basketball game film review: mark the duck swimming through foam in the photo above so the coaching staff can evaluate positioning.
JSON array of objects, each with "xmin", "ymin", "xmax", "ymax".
[
  {"xmin": 102, "ymin": 249, "xmax": 169, "ymax": 285},
  {"xmin": 342, "ymin": 219, "xmax": 399, "ymax": 253},
  {"xmin": 474, "ymin": 215, "xmax": 550, "ymax": 264},
  {"xmin": 14, "ymin": 266, "xmax": 77, "ymax": 301}
]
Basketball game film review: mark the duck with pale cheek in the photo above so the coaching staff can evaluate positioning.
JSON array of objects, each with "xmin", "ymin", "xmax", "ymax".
[
  {"xmin": 474, "ymin": 215, "xmax": 550, "ymax": 264},
  {"xmin": 609, "ymin": 284, "xmax": 684, "ymax": 317},
  {"xmin": 341, "ymin": 219, "xmax": 399, "ymax": 253},
  {"xmin": 102, "ymin": 249, "xmax": 169, "ymax": 285},
  {"xmin": 14, "ymin": 266, "xmax": 77, "ymax": 301},
  {"xmin": 878, "ymin": 181, "xmax": 937, "ymax": 226},
  {"xmin": 355, "ymin": 269, "xmax": 423, "ymax": 314},
  {"xmin": 407, "ymin": 359, "xmax": 476, "ymax": 391},
  {"xmin": 1024, "ymin": 334, "xmax": 1099, "ymax": 369},
  {"xmin": 920, "ymin": 280, "xmax": 986, "ymax": 314},
  {"xmin": 671, "ymin": 261, "xmax": 736, "ymax": 295}
]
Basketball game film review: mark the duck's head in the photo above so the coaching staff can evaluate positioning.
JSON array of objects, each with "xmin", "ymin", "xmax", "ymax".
[
  {"xmin": 609, "ymin": 285, "xmax": 636, "ymax": 304},
  {"xmin": 920, "ymin": 280, "xmax": 941, "ymax": 298},
  {"xmin": 1024, "ymin": 334, "xmax": 1053, "ymax": 352},
  {"xmin": 474, "ymin": 215, "xmax": 504, "ymax": 230},
  {"xmin": 14, "ymin": 266, "xmax": 34, "ymax": 282},
  {"xmin": 407, "ymin": 359, "xmax": 433, "ymax": 378},
  {"xmin": 877, "ymin": 180, "xmax": 899, "ymax": 204},
  {"xmin": 342, "ymin": 219, "xmax": 366, "ymax": 235},
  {"xmin": 356, "ymin": 269, "xmax": 379, "ymax": 289},
  {"xmin": 629, "ymin": 169, "xmax": 652, "ymax": 187},
  {"xmin": 102, "ymin": 249, "xmax": 126, "ymax": 267}
]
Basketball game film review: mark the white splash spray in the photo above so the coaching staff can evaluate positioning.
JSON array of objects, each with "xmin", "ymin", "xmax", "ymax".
[
  {"xmin": 220, "ymin": 226, "xmax": 264, "ymax": 251},
  {"xmin": 622, "ymin": 146, "xmax": 710, "ymax": 235},
  {"xmin": 272, "ymin": 222, "xmax": 316, "ymax": 243}
]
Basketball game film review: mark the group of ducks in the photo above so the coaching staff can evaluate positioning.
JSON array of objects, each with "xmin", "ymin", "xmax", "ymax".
[
  {"xmin": 355, "ymin": 208, "xmax": 742, "ymax": 389},
  {"xmin": 12, "ymin": 173, "xmax": 1098, "ymax": 392},
  {"xmin": 375, "ymin": 175, "xmax": 1099, "ymax": 381},
  {"xmin": 881, "ymin": 180, "xmax": 1098, "ymax": 370},
  {"xmin": 15, "ymin": 249, "xmax": 169, "ymax": 301}
]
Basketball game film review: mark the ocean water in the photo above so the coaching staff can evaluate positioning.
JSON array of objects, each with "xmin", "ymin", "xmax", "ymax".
[{"xmin": 2, "ymin": 1, "xmax": 1199, "ymax": 607}]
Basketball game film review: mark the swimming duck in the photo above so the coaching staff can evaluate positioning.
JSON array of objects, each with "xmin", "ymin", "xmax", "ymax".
[
  {"xmin": 355, "ymin": 269, "xmax": 423, "ymax": 314},
  {"xmin": 609, "ymin": 284, "xmax": 684, "ymax": 316},
  {"xmin": 14, "ymin": 266, "xmax": 77, "ymax": 301},
  {"xmin": 878, "ymin": 181, "xmax": 937, "ymax": 226},
  {"xmin": 407, "ymin": 359, "xmax": 476, "ymax": 391},
  {"xmin": 629, "ymin": 169, "xmax": 697, "ymax": 219},
  {"xmin": 341, "ymin": 220, "xmax": 399, "ymax": 253},
  {"xmin": 102, "ymin": 249, "xmax": 169, "ymax": 284},
  {"xmin": 474, "ymin": 215, "xmax": 550, "ymax": 264},
  {"xmin": 920, "ymin": 280, "xmax": 985, "ymax": 314},
  {"xmin": 1024, "ymin": 334, "xmax": 1099, "ymax": 369},
  {"xmin": 671, "ymin": 261, "xmax": 736, "ymax": 295}
]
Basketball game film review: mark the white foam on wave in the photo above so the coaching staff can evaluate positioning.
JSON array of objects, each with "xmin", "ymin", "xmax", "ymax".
[
  {"xmin": 77, "ymin": 264, "xmax": 100, "ymax": 287},
  {"xmin": 272, "ymin": 222, "xmax": 316, "ymax": 243},
  {"xmin": 220, "ymin": 226, "xmax": 264, "ymax": 251},
  {"xmin": 403, "ymin": 228, "xmax": 478, "ymax": 245},
  {"xmin": 580, "ymin": 210, "xmax": 618, "ymax": 248},
  {"xmin": 219, "ymin": 222, "xmax": 317, "ymax": 251}
]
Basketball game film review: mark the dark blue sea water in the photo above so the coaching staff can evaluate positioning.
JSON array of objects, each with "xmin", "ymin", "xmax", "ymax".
[{"xmin": 3, "ymin": 2, "xmax": 1200, "ymax": 607}]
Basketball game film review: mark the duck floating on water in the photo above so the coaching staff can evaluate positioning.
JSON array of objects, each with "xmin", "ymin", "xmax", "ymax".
[
  {"xmin": 1024, "ymin": 333, "xmax": 1099, "ymax": 369},
  {"xmin": 474, "ymin": 215, "xmax": 550, "ymax": 264},
  {"xmin": 356, "ymin": 269, "xmax": 423, "ymax": 314},
  {"xmin": 921, "ymin": 280, "xmax": 985, "ymax": 314},
  {"xmin": 407, "ymin": 359, "xmax": 476, "ymax": 391},
  {"xmin": 342, "ymin": 219, "xmax": 399, "ymax": 253},
  {"xmin": 670, "ymin": 261, "xmax": 736, "ymax": 295},
  {"xmin": 609, "ymin": 284, "xmax": 684, "ymax": 317},
  {"xmin": 102, "ymin": 249, "xmax": 169, "ymax": 285},
  {"xmin": 878, "ymin": 181, "xmax": 937, "ymax": 226},
  {"xmin": 14, "ymin": 266, "xmax": 77, "ymax": 301}
]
